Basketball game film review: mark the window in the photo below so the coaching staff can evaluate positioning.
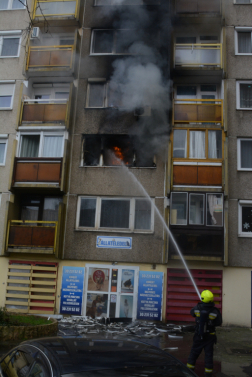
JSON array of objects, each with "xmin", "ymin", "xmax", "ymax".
[
  {"xmin": 20, "ymin": 195, "xmax": 62, "ymax": 223},
  {"xmin": 236, "ymin": 81, "xmax": 252, "ymax": 109},
  {"xmin": 82, "ymin": 135, "xmax": 155, "ymax": 167},
  {"xmin": 77, "ymin": 197, "xmax": 154, "ymax": 231},
  {"xmin": 235, "ymin": 0, "xmax": 251, "ymax": 3},
  {"xmin": 0, "ymin": 32, "xmax": 21, "ymax": 57},
  {"xmin": 235, "ymin": 28, "xmax": 252, "ymax": 54},
  {"xmin": 18, "ymin": 132, "xmax": 65, "ymax": 158},
  {"xmin": 173, "ymin": 129, "xmax": 222, "ymax": 159},
  {"xmin": 0, "ymin": 0, "xmax": 25, "ymax": 10},
  {"xmin": 170, "ymin": 192, "xmax": 223, "ymax": 227},
  {"xmin": 237, "ymin": 138, "xmax": 252, "ymax": 170},
  {"xmin": 238, "ymin": 200, "xmax": 252, "ymax": 237},
  {"xmin": 91, "ymin": 29, "xmax": 137, "ymax": 55},
  {"xmin": 0, "ymin": 82, "xmax": 15, "ymax": 109},
  {"xmin": 0, "ymin": 135, "xmax": 7, "ymax": 165}
]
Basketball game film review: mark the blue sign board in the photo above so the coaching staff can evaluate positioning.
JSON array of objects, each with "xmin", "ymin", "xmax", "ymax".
[
  {"xmin": 137, "ymin": 271, "xmax": 163, "ymax": 321},
  {"xmin": 60, "ymin": 266, "xmax": 85, "ymax": 315},
  {"xmin": 96, "ymin": 236, "xmax": 132, "ymax": 249}
]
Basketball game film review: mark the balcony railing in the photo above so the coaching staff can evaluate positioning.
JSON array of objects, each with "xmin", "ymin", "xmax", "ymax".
[
  {"xmin": 174, "ymin": 44, "xmax": 222, "ymax": 68},
  {"xmin": 175, "ymin": 0, "xmax": 221, "ymax": 14},
  {"xmin": 33, "ymin": 0, "xmax": 79, "ymax": 19},
  {"xmin": 26, "ymin": 45, "xmax": 74, "ymax": 70},
  {"xmin": 173, "ymin": 99, "xmax": 223, "ymax": 125},
  {"xmin": 12, "ymin": 158, "xmax": 62, "ymax": 185},
  {"xmin": 7, "ymin": 220, "xmax": 58, "ymax": 253},
  {"xmin": 20, "ymin": 99, "xmax": 68, "ymax": 124}
]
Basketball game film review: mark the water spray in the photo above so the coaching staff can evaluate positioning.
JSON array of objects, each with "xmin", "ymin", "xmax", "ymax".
[{"xmin": 118, "ymin": 160, "xmax": 201, "ymax": 300}]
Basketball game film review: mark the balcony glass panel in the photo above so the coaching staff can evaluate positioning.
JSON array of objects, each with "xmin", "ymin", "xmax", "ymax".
[
  {"xmin": 175, "ymin": 44, "xmax": 222, "ymax": 67},
  {"xmin": 34, "ymin": 0, "xmax": 76, "ymax": 17},
  {"xmin": 175, "ymin": 0, "xmax": 220, "ymax": 13}
]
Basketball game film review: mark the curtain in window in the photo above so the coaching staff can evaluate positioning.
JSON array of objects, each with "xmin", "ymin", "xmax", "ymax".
[
  {"xmin": 0, "ymin": 143, "xmax": 6, "ymax": 163},
  {"xmin": 20, "ymin": 135, "xmax": 40, "ymax": 158},
  {"xmin": 43, "ymin": 136, "xmax": 63, "ymax": 157},
  {"xmin": 1, "ymin": 38, "xmax": 19, "ymax": 57},
  {"xmin": 100, "ymin": 199, "xmax": 130, "ymax": 228},
  {"xmin": 21, "ymin": 205, "xmax": 39, "ymax": 226},
  {"xmin": 189, "ymin": 131, "xmax": 205, "ymax": 158},
  {"xmin": 240, "ymin": 84, "xmax": 252, "ymax": 108},
  {"xmin": 173, "ymin": 130, "xmax": 187, "ymax": 158},
  {"xmin": 134, "ymin": 199, "xmax": 151, "ymax": 229},
  {"xmin": 42, "ymin": 198, "xmax": 62, "ymax": 222},
  {"xmin": 241, "ymin": 140, "xmax": 252, "ymax": 168},
  {"xmin": 238, "ymin": 32, "xmax": 252, "ymax": 53},
  {"xmin": 207, "ymin": 195, "xmax": 217, "ymax": 225},
  {"xmin": 208, "ymin": 131, "xmax": 217, "ymax": 158}
]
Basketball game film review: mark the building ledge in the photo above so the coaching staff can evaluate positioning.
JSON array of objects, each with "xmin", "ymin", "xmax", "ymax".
[{"xmin": 7, "ymin": 247, "xmax": 54, "ymax": 254}]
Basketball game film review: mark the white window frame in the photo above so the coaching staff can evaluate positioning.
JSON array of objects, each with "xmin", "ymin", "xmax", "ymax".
[
  {"xmin": 0, "ymin": 31, "xmax": 22, "ymax": 58},
  {"xmin": 234, "ymin": 0, "xmax": 252, "ymax": 4},
  {"xmin": 76, "ymin": 196, "xmax": 155, "ymax": 233},
  {"xmin": 235, "ymin": 27, "xmax": 252, "ymax": 55},
  {"xmin": 0, "ymin": 134, "xmax": 8, "ymax": 165},
  {"xmin": 0, "ymin": 81, "xmax": 15, "ymax": 110},
  {"xmin": 90, "ymin": 29, "xmax": 133, "ymax": 55},
  {"xmin": 238, "ymin": 200, "xmax": 252, "ymax": 237},
  {"xmin": 175, "ymin": 84, "xmax": 220, "ymax": 100},
  {"xmin": 0, "ymin": 0, "xmax": 26, "ymax": 10},
  {"xmin": 237, "ymin": 138, "xmax": 252, "ymax": 170},
  {"xmin": 236, "ymin": 80, "xmax": 252, "ymax": 110},
  {"xmin": 17, "ymin": 131, "xmax": 66, "ymax": 158}
]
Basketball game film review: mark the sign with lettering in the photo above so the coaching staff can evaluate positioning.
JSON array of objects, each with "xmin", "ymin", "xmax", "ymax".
[
  {"xmin": 96, "ymin": 236, "xmax": 132, "ymax": 249},
  {"xmin": 60, "ymin": 266, "xmax": 85, "ymax": 315},
  {"xmin": 137, "ymin": 271, "xmax": 163, "ymax": 321}
]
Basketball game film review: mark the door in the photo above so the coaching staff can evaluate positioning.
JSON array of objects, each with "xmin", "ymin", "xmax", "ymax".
[{"xmin": 84, "ymin": 264, "xmax": 139, "ymax": 320}]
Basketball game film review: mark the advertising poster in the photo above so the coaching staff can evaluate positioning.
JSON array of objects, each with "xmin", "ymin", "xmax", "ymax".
[
  {"xmin": 120, "ymin": 295, "xmax": 133, "ymax": 318},
  {"xmin": 60, "ymin": 266, "xmax": 85, "ymax": 315},
  {"xmin": 121, "ymin": 269, "xmax": 135, "ymax": 293},
  {"xmin": 88, "ymin": 267, "xmax": 110, "ymax": 292},
  {"xmin": 137, "ymin": 271, "xmax": 163, "ymax": 321},
  {"xmin": 86, "ymin": 293, "xmax": 108, "ymax": 318}
]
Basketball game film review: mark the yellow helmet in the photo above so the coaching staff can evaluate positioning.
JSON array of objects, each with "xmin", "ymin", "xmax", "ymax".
[{"xmin": 201, "ymin": 290, "xmax": 214, "ymax": 303}]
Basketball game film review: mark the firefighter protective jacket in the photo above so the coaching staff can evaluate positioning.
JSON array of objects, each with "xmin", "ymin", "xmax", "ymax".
[{"xmin": 191, "ymin": 302, "xmax": 222, "ymax": 335}]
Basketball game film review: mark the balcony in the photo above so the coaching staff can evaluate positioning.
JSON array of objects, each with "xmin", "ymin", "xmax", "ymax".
[
  {"xmin": 20, "ymin": 99, "xmax": 69, "ymax": 125},
  {"xmin": 6, "ymin": 220, "xmax": 57, "ymax": 255},
  {"xmin": 174, "ymin": 44, "xmax": 222, "ymax": 69},
  {"xmin": 12, "ymin": 158, "xmax": 62, "ymax": 187},
  {"xmin": 33, "ymin": 0, "xmax": 79, "ymax": 25},
  {"xmin": 26, "ymin": 45, "xmax": 74, "ymax": 75},
  {"xmin": 175, "ymin": 0, "xmax": 221, "ymax": 14},
  {"xmin": 173, "ymin": 163, "xmax": 222, "ymax": 186},
  {"xmin": 173, "ymin": 99, "xmax": 223, "ymax": 125}
]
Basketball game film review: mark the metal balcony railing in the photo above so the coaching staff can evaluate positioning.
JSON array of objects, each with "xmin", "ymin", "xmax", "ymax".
[
  {"xmin": 175, "ymin": 0, "xmax": 221, "ymax": 14},
  {"xmin": 33, "ymin": 0, "xmax": 79, "ymax": 19},
  {"xmin": 173, "ymin": 99, "xmax": 223, "ymax": 125},
  {"xmin": 174, "ymin": 44, "xmax": 222, "ymax": 68},
  {"xmin": 20, "ymin": 99, "xmax": 68, "ymax": 124},
  {"xmin": 26, "ymin": 45, "xmax": 74, "ymax": 70},
  {"xmin": 7, "ymin": 220, "xmax": 58, "ymax": 253}
]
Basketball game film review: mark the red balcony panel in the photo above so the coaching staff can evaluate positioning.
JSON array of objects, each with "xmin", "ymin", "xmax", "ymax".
[
  {"xmin": 37, "ymin": 163, "xmax": 61, "ymax": 182},
  {"xmin": 22, "ymin": 103, "xmax": 67, "ymax": 123},
  {"xmin": 32, "ymin": 227, "xmax": 55, "ymax": 247},
  {"xmin": 8, "ymin": 225, "xmax": 55, "ymax": 248},
  {"xmin": 15, "ymin": 163, "xmax": 38, "ymax": 182},
  {"xmin": 9, "ymin": 226, "xmax": 33, "ymax": 246},
  {"xmin": 198, "ymin": 166, "xmax": 222, "ymax": 185},
  {"xmin": 173, "ymin": 165, "xmax": 198, "ymax": 185},
  {"xmin": 173, "ymin": 165, "xmax": 222, "ymax": 186}
]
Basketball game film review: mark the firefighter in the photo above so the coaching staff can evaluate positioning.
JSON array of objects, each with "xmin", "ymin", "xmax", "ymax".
[{"xmin": 187, "ymin": 289, "xmax": 222, "ymax": 377}]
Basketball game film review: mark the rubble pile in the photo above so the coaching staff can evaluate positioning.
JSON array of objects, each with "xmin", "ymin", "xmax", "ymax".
[{"xmin": 58, "ymin": 317, "xmax": 191, "ymax": 339}]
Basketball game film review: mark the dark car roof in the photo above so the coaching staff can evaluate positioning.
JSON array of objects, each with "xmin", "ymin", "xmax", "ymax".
[{"xmin": 23, "ymin": 336, "xmax": 190, "ymax": 375}]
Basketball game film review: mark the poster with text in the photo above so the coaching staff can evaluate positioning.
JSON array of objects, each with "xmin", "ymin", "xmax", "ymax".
[
  {"xmin": 88, "ymin": 267, "xmax": 110, "ymax": 292},
  {"xmin": 121, "ymin": 269, "xmax": 135, "ymax": 293},
  {"xmin": 137, "ymin": 271, "xmax": 163, "ymax": 321},
  {"xmin": 60, "ymin": 266, "xmax": 85, "ymax": 315}
]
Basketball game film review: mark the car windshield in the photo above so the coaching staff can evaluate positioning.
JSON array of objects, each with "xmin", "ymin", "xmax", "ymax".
[{"xmin": 63, "ymin": 364, "xmax": 195, "ymax": 377}]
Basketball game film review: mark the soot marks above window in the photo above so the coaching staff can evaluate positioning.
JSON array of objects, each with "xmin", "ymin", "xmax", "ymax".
[{"xmin": 83, "ymin": 135, "xmax": 155, "ymax": 167}]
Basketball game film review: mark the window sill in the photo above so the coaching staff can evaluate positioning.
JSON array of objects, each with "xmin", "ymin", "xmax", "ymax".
[
  {"xmin": 236, "ymin": 108, "xmax": 252, "ymax": 110},
  {"xmin": 238, "ymin": 233, "xmax": 252, "ymax": 237},
  {"xmin": 0, "ymin": 8, "xmax": 25, "ymax": 10},
  {"xmin": 75, "ymin": 228, "xmax": 154, "ymax": 234},
  {"xmin": 0, "ymin": 56, "xmax": 19, "ymax": 58}
]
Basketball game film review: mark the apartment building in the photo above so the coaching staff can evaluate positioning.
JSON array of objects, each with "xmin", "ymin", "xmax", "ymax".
[{"xmin": 0, "ymin": 0, "xmax": 251, "ymax": 327}]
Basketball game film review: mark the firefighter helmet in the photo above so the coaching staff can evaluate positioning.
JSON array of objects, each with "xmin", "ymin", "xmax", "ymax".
[{"xmin": 201, "ymin": 290, "xmax": 214, "ymax": 303}]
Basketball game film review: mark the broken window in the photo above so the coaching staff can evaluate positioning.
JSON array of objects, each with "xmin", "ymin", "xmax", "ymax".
[{"xmin": 83, "ymin": 135, "xmax": 155, "ymax": 167}]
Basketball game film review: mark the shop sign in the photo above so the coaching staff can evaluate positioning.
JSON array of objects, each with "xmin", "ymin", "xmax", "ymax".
[
  {"xmin": 96, "ymin": 236, "xmax": 132, "ymax": 249},
  {"xmin": 137, "ymin": 271, "xmax": 163, "ymax": 321},
  {"xmin": 60, "ymin": 266, "xmax": 85, "ymax": 315}
]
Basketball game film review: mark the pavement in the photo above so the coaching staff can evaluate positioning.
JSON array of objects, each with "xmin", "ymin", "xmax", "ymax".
[{"xmin": 0, "ymin": 323, "xmax": 251, "ymax": 377}]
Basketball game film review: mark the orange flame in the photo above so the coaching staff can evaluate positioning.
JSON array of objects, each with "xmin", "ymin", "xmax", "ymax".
[{"xmin": 112, "ymin": 146, "xmax": 128, "ymax": 165}]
